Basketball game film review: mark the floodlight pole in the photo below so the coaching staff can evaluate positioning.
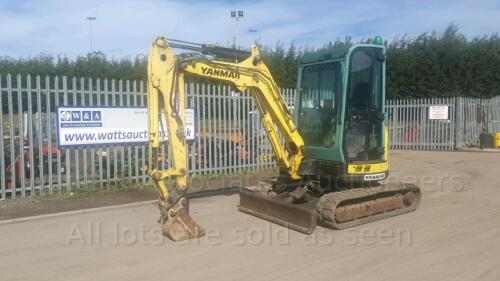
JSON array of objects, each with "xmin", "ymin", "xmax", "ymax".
[
  {"xmin": 231, "ymin": 10, "xmax": 244, "ymax": 50},
  {"xmin": 86, "ymin": 16, "xmax": 96, "ymax": 53},
  {"xmin": 235, "ymin": 16, "xmax": 239, "ymax": 49},
  {"xmin": 249, "ymin": 29, "xmax": 260, "ymax": 44}
]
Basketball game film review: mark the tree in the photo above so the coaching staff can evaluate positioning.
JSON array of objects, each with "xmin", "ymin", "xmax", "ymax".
[{"xmin": 1, "ymin": 24, "xmax": 499, "ymax": 98}]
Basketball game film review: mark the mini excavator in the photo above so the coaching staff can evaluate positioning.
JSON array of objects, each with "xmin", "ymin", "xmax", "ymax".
[{"xmin": 146, "ymin": 36, "xmax": 421, "ymax": 241}]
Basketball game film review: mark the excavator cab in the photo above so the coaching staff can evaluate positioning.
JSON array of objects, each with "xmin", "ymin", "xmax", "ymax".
[{"xmin": 295, "ymin": 40, "xmax": 388, "ymax": 183}]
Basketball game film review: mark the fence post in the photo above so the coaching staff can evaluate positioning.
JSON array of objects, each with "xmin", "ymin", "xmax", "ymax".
[
  {"xmin": 104, "ymin": 79, "xmax": 112, "ymax": 186},
  {"xmin": 0, "ymin": 75, "xmax": 4, "ymax": 199},
  {"xmin": 54, "ymin": 76, "xmax": 62, "ymax": 192}
]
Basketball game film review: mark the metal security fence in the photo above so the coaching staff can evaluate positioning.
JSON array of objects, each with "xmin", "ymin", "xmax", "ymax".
[
  {"xmin": 1, "ymin": 73, "xmax": 498, "ymax": 199},
  {"xmin": 0, "ymin": 74, "xmax": 150, "ymax": 199},
  {"xmin": 0, "ymin": 74, "xmax": 295, "ymax": 199},
  {"xmin": 455, "ymin": 96, "xmax": 500, "ymax": 149},
  {"xmin": 491, "ymin": 96, "xmax": 500, "ymax": 133},
  {"xmin": 184, "ymin": 84, "xmax": 295, "ymax": 177},
  {"xmin": 387, "ymin": 96, "xmax": 499, "ymax": 150},
  {"xmin": 386, "ymin": 98, "xmax": 456, "ymax": 150}
]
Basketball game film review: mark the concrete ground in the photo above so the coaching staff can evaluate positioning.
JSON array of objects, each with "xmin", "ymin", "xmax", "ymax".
[{"xmin": 1, "ymin": 150, "xmax": 499, "ymax": 281}]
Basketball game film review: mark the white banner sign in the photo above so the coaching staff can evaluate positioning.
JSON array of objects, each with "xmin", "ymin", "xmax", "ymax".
[
  {"xmin": 429, "ymin": 105, "xmax": 449, "ymax": 120},
  {"xmin": 56, "ymin": 107, "xmax": 195, "ymax": 147}
]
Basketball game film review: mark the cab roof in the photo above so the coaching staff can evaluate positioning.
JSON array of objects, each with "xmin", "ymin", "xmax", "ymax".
[{"xmin": 300, "ymin": 46, "xmax": 349, "ymax": 65}]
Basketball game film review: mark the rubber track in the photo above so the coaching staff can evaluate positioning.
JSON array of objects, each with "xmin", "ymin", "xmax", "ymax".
[{"xmin": 317, "ymin": 183, "xmax": 421, "ymax": 229}]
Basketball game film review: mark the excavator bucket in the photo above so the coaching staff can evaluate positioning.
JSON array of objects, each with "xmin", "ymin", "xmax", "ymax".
[
  {"xmin": 161, "ymin": 197, "xmax": 205, "ymax": 241},
  {"xmin": 238, "ymin": 188, "xmax": 317, "ymax": 234}
]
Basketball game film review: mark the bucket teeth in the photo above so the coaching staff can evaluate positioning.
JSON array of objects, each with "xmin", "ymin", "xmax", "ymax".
[{"xmin": 161, "ymin": 197, "xmax": 205, "ymax": 241}]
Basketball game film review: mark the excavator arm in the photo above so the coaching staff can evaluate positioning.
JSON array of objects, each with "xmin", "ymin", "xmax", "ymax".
[
  {"xmin": 147, "ymin": 36, "xmax": 305, "ymax": 240},
  {"xmin": 147, "ymin": 38, "xmax": 206, "ymax": 241}
]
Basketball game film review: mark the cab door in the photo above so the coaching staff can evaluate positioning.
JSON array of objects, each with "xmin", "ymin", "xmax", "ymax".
[
  {"xmin": 296, "ymin": 61, "xmax": 344, "ymax": 161},
  {"xmin": 343, "ymin": 47, "xmax": 385, "ymax": 162}
]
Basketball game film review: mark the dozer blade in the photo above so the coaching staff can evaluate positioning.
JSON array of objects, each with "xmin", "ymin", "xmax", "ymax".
[
  {"xmin": 238, "ymin": 188, "xmax": 317, "ymax": 234},
  {"xmin": 161, "ymin": 197, "xmax": 205, "ymax": 241}
]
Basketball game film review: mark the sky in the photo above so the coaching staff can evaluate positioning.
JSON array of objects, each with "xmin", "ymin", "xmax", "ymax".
[{"xmin": 0, "ymin": 0, "xmax": 499, "ymax": 59}]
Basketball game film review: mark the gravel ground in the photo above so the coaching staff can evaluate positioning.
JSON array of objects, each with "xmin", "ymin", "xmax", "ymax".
[{"xmin": 0, "ymin": 150, "xmax": 499, "ymax": 281}]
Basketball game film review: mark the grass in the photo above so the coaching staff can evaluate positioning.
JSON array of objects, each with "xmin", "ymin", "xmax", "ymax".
[
  {"xmin": 190, "ymin": 167, "xmax": 276, "ymax": 180},
  {"xmin": 32, "ymin": 168, "xmax": 275, "ymax": 201},
  {"xmin": 36, "ymin": 183, "xmax": 152, "ymax": 202}
]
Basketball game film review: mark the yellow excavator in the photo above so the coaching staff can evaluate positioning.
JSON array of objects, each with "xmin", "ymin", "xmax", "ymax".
[{"xmin": 147, "ymin": 36, "xmax": 421, "ymax": 241}]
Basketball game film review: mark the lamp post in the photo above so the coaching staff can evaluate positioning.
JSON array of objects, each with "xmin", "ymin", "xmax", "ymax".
[
  {"xmin": 86, "ymin": 16, "xmax": 96, "ymax": 53},
  {"xmin": 248, "ymin": 29, "xmax": 261, "ymax": 44},
  {"xmin": 230, "ymin": 10, "xmax": 243, "ymax": 49}
]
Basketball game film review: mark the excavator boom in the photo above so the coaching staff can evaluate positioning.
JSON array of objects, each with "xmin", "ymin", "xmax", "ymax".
[{"xmin": 147, "ymin": 36, "xmax": 310, "ymax": 240}]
